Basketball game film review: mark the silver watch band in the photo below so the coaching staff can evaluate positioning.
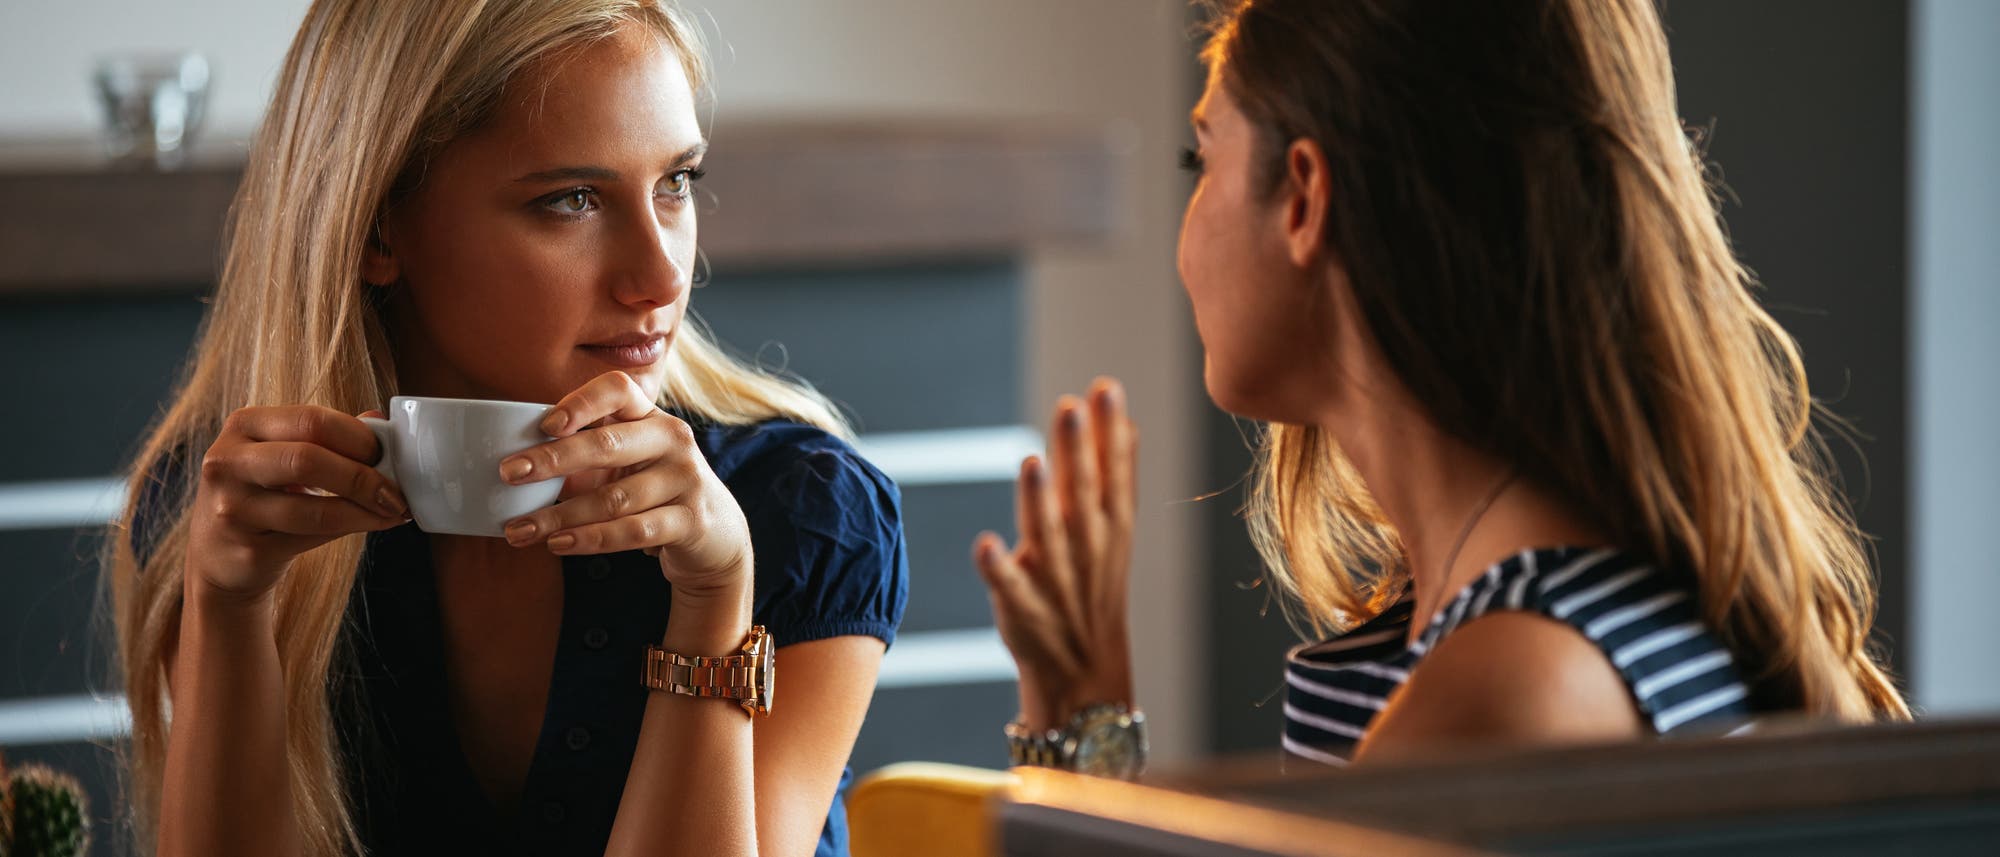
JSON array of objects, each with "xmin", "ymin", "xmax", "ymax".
[
  {"xmin": 1004, "ymin": 702, "xmax": 1147, "ymax": 778},
  {"xmin": 1004, "ymin": 720, "xmax": 1069, "ymax": 768}
]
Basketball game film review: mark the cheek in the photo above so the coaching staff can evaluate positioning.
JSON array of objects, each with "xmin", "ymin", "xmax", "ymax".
[
  {"xmin": 1179, "ymin": 192, "xmax": 1258, "ymax": 358},
  {"xmin": 397, "ymin": 212, "xmax": 600, "ymax": 396},
  {"xmin": 1180, "ymin": 195, "xmax": 1258, "ymax": 409},
  {"xmin": 414, "ymin": 224, "xmax": 586, "ymax": 332},
  {"xmin": 1178, "ymin": 191, "xmax": 1328, "ymax": 420},
  {"xmin": 1177, "ymin": 192, "xmax": 1235, "ymax": 331}
]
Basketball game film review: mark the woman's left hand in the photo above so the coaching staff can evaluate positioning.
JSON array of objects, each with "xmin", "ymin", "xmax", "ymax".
[{"xmin": 500, "ymin": 371, "xmax": 751, "ymax": 594}]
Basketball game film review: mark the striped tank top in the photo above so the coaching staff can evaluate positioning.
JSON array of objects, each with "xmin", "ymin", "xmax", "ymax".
[{"xmin": 1282, "ymin": 547, "xmax": 1757, "ymax": 766}]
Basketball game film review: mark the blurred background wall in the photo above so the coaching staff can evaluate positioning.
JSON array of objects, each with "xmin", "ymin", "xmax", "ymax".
[
  {"xmin": 0, "ymin": 3, "xmax": 1996, "ymax": 853},
  {"xmin": 1910, "ymin": 0, "xmax": 2000, "ymax": 716}
]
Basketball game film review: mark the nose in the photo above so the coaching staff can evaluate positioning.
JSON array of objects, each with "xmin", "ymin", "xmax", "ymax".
[{"xmin": 608, "ymin": 205, "xmax": 692, "ymax": 310}]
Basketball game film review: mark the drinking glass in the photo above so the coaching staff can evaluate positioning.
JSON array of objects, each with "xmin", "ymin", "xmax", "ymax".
[{"xmin": 93, "ymin": 53, "xmax": 210, "ymax": 168}]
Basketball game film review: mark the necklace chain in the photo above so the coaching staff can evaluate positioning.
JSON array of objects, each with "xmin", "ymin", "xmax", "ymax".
[{"xmin": 1432, "ymin": 468, "xmax": 1520, "ymax": 609}]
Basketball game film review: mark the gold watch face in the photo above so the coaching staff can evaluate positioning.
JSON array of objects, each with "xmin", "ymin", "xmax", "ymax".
[{"xmin": 1073, "ymin": 712, "xmax": 1144, "ymax": 779}]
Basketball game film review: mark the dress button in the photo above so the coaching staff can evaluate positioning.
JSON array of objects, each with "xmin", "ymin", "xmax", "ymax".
[
  {"xmin": 587, "ymin": 558, "xmax": 613, "ymax": 581},
  {"xmin": 566, "ymin": 726, "xmax": 592, "ymax": 751},
  {"xmin": 542, "ymin": 800, "xmax": 567, "ymax": 824},
  {"xmin": 583, "ymin": 627, "xmax": 610, "ymax": 650}
]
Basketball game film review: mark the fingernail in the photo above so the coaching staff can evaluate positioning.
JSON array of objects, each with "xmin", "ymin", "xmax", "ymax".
[
  {"xmin": 375, "ymin": 488, "xmax": 405, "ymax": 518},
  {"xmin": 542, "ymin": 409, "xmax": 569, "ymax": 435},
  {"xmin": 505, "ymin": 520, "xmax": 538, "ymax": 544},
  {"xmin": 1102, "ymin": 383, "xmax": 1124, "ymax": 410},
  {"xmin": 547, "ymin": 532, "xmax": 577, "ymax": 552},
  {"xmin": 1023, "ymin": 457, "xmax": 1043, "ymax": 484},
  {"xmin": 500, "ymin": 457, "xmax": 533, "ymax": 482},
  {"xmin": 1063, "ymin": 406, "xmax": 1083, "ymax": 432}
]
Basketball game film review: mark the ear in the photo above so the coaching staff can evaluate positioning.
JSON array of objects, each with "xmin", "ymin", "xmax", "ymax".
[
  {"xmin": 360, "ymin": 219, "xmax": 400, "ymax": 287},
  {"xmin": 1280, "ymin": 138, "xmax": 1331, "ymax": 269}
]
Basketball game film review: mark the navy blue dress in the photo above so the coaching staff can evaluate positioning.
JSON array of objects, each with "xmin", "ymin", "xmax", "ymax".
[{"xmin": 138, "ymin": 417, "xmax": 909, "ymax": 857}]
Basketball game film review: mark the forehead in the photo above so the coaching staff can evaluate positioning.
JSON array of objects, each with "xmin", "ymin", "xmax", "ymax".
[
  {"xmin": 1191, "ymin": 63, "xmax": 1218, "ymax": 129},
  {"xmin": 1190, "ymin": 62, "xmax": 1244, "ymax": 137},
  {"xmin": 472, "ymin": 24, "xmax": 703, "ymax": 165}
]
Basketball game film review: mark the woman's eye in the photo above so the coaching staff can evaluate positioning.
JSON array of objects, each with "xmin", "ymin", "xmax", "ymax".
[
  {"xmin": 1178, "ymin": 146, "xmax": 1206, "ymax": 176},
  {"xmin": 660, "ymin": 168, "xmax": 705, "ymax": 200},
  {"xmin": 545, "ymin": 189, "xmax": 594, "ymax": 215}
]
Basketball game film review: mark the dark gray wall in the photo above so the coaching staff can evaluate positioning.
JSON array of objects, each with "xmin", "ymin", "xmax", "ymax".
[
  {"xmin": 1203, "ymin": 0, "xmax": 1916, "ymax": 754},
  {"xmin": 693, "ymin": 264, "xmax": 1019, "ymax": 434},
  {"xmin": 1662, "ymin": 0, "xmax": 1911, "ymax": 673}
]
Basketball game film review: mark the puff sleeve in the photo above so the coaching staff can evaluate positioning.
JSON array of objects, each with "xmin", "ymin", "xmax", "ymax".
[{"xmin": 729, "ymin": 433, "xmax": 910, "ymax": 650}]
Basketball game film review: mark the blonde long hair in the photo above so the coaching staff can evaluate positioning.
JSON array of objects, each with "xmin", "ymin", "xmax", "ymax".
[
  {"xmin": 108, "ymin": 2, "xmax": 846, "ymax": 854},
  {"xmin": 1206, "ymin": 0, "xmax": 1908, "ymax": 720}
]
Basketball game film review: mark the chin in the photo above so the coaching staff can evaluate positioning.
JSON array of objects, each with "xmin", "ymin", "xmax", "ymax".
[
  {"xmin": 637, "ymin": 371, "xmax": 669, "ymax": 405},
  {"xmin": 1203, "ymin": 358, "xmax": 1313, "ymax": 425},
  {"xmin": 1202, "ymin": 359, "xmax": 1262, "ymax": 419}
]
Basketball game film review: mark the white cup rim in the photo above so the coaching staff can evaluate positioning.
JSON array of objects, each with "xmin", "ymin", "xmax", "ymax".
[{"xmin": 388, "ymin": 394, "xmax": 554, "ymax": 410}]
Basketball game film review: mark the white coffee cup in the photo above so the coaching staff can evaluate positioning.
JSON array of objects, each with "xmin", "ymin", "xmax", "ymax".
[{"xmin": 360, "ymin": 396, "xmax": 563, "ymax": 537}]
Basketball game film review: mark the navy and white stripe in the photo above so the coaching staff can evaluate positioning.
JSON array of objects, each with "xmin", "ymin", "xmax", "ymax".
[{"xmin": 1282, "ymin": 547, "xmax": 1756, "ymax": 766}]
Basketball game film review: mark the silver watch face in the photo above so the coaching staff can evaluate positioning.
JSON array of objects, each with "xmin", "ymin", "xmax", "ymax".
[{"xmin": 1073, "ymin": 714, "xmax": 1144, "ymax": 778}]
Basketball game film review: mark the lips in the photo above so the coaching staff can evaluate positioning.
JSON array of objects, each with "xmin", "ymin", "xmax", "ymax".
[{"xmin": 580, "ymin": 333, "xmax": 667, "ymax": 368}]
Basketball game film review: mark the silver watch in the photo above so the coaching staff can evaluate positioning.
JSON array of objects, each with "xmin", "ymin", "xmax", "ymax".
[{"xmin": 1005, "ymin": 702, "xmax": 1148, "ymax": 780}]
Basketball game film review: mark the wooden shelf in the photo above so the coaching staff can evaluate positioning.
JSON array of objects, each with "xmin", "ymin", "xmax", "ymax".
[{"xmin": 0, "ymin": 120, "xmax": 1125, "ymax": 296}]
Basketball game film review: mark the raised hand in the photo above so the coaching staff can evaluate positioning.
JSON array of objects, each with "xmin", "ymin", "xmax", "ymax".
[
  {"xmin": 973, "ymin": 377, "xmax": 1138, "ymax": 731},
  {"xmin": 499, "ymin": 371, "xmax": 752, "ymax": 594}
]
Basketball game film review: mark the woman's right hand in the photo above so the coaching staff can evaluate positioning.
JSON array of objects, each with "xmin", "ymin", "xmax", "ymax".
[
  {"xmin": 184, "ymin": 405, "xmax": 409, "ymax": 601},
  {"xmin": 973, "ymin": 377, "xmax": 1138, "ymax": 732}
]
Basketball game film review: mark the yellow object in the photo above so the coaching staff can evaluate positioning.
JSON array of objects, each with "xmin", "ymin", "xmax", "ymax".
[{"xmin": 849, "ymin": 763, "xmax": 1017, "ymax": 857}]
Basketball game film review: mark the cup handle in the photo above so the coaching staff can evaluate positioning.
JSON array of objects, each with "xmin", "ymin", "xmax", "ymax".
[{"xmin": 359, "ymin": 416, "xmax": 396, "ymax": 482}]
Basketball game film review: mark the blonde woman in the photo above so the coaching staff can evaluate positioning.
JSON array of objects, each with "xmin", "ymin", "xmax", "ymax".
[
  {"xmin": 110, "ymin": 2, "xmax": 906, "ymax": 856},
  {"xmin": 976, "ymin": 0, "xmax": 1907, "ymax": 777}
]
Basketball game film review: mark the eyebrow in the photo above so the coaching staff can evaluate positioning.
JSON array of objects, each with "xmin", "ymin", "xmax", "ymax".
[{"xmin": 512, "ymin": 142, "xmax": 709, "ymax": 184}]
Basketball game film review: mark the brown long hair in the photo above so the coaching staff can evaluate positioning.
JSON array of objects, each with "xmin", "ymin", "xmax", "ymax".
[
  {"xmin": 108, "ymin": 2, "xmax": 848, "ymax": 855},
  {"xmin": 1206, "ymin": 0, "xmax": 1908, "ymax": 720}
]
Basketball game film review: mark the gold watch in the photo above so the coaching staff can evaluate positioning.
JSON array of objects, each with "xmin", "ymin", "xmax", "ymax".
[{"xmin": 641, "ymin": 624, "xmax": 774, "ymax": 717}]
